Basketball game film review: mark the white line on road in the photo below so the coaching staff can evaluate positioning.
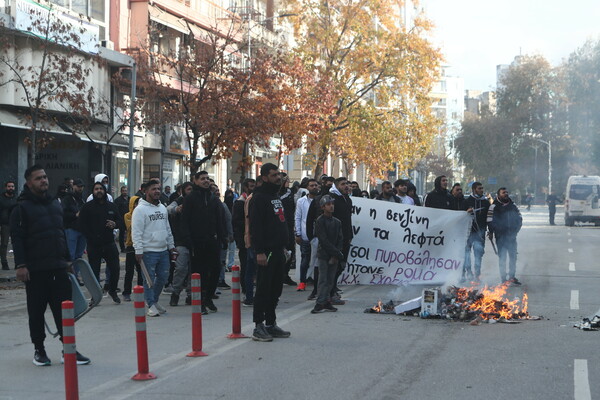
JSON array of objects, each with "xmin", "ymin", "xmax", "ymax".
[
  {"xmin": 571, "ymin": 290, "xmax": 580, "ymax": 310},
  {"xmin": 568, "ymin": 238, "xmax": 572, "ymax": 243},
  {"xmin": 568, "ymin": 248, "xmax": 574, "ymax": 253},
  {"xmin": 574, "ymin": 359, "xmax": 591, "ymax": 400},
  {"xmin": 568, "ymin": 232, "xmax": 572, "ymax": 236},
  {"xmin": 569, "ymin": 262, "xmax": 576, "ymax": 272}
]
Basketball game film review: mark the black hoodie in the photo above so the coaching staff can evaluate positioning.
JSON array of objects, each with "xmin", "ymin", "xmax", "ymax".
[
  {"xmin": 425, "ymin": 176, "xmax": 453, "ymax": 209},
  {"xmin": 249, "ymin": 182, "xmax": 289, "ymax": 254},
  {"xmin": 9, "ymin": 185, "xmax": 71, "ymax": 271},
  {"xmin": 182, "ymin": 185, "xmax": 225, "ymax": 247},
  {"xmin": 78, "ymin": 184, "xmax": 123, "ymax": 246}
]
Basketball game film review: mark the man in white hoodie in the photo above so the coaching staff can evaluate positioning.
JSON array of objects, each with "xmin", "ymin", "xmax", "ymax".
[{"xmin": 132, "ymin": 179, "xmax": 176, "ymax": 317}]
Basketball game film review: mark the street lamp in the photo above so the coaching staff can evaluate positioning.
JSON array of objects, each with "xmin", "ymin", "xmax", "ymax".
[{"xmin": 529, "ymin": 135, "xmax": 552, "ymax": 196}]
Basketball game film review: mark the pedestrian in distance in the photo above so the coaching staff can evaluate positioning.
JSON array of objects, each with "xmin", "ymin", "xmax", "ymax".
[
  {"xmin": 78, "ymin": 182, "xmax": 123, "ymax": 304},
  {"xmin": 487, "ymin": 187, "xmax": 523, "ymax": 286},
  {"xmin": 311, "ymin": 195, "xmax": 344, "ymax": 314},
  {"xmin": 0, "ymin": 180, "xmax": 17, "ymax": 270},
  {"xmin": 546, "ymin": 192, "xmax": 560, "ymax": 225},
  {"xmin": 132, "ymin": 179, "xmax": 176, "ymax": 317},
  {"xmin": 10, "ymin": 165, "xmax": 90, "ymax": 366},
  {"xmin": 249, "ymin": 163, "xmax": 291, "ymax": 342},
  {"xmin": 463, "ymin": 182, "xmax": 490, "ymax": 283}
]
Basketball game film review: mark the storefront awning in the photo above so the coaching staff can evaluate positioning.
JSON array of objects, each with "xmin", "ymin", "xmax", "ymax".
[
  {"xmin": 73, "ymin": 125, "xmax": 130, "ymax": 148},
  {"xmin": 0, "ymin": 109, "xmax": 69, "ymax": 135}
]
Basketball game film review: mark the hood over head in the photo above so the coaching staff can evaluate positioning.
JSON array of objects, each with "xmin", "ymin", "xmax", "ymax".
[{"xmin": 434, "ymin": 176, "xmax": 446, "ymax": 192}]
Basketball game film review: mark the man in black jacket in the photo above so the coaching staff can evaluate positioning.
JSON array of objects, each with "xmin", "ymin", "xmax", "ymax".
[
  {"xmin": 249, "ymin": 163, "xmax": 291, "ymax": 342},
  {"xmin": 114, "ymin": 186, "xmax": 129, "ymax": 252},
  {"xmin": 464, "ymin": 182, "xmax": 490, "ymax": 282},
  {"xmin": 182, "ymin": 171, "xmax": 225, "ymax": 313},
  {"xmin": 79, "ymin": 182, "xmax": 122, "ymax": 304},
  {"xmin": 450, "ymin": 183, "xmax": 468, "ymax": 211},
  {"xmin": 329, "ymin": 177, "xmax": 353, "ymax": 302},
  {"xmin": 10, "ymin": 165, "xmax": 90, "ymax": 366},
  {"xmin": 167, "ymin": 181, "xmax": 193, "ymax": 306},
  {"xmin": 425, "ymin": 175, "xmax": 453, "ymax": 209},
  {"xmin": 488, "ymin": 187, "xmax": 523, "ymax": 285},
  {"xmin": 0, "ymin": 180, "xmax": 17, "ymax": 269},
  {"xmin": 279, "ymin": 173, "xmax": 297, "ymax": 286},
  {"xmin": 232, "ymin": 178, "xmax": 255, "ymax": 294},
  {"xmin": 62, "ymin": 179, "xmax": 87, "ymax": 282}
]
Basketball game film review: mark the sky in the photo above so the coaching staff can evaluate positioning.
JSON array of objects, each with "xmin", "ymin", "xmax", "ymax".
[{"xmin": 424, "ymin": 0, "xmax": 600, "ymax": 91}]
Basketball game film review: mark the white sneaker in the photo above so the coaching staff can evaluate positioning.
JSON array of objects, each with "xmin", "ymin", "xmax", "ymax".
[
  {"xmin": 154, "ymin": 303, "xmax": 167, "ymax": 314},
  {"xmin": 147, "ymin": 304, "xmax": 160, "ymax": 317}
]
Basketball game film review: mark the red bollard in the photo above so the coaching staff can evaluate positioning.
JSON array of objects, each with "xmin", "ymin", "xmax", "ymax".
[
  {"xmin": 227, "ymin": 265, "xmax": 248, "ymax": 339},
  {"xmin": 187, "ymin": 273, "xmax": 208, "ymax": 357},
  {"xmin": 131, "ymin": 285, "xmax": 156, "ymax": 380},
  {"xmin": 62, "ymin": 300, "xmax": 79, "ymax": 400}
]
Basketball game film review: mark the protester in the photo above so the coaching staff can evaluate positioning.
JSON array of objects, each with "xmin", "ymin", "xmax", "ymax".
[
  {"xmin": 10, "ymin": 165, "xmax": 90, "ymax": 366},
  {"xmin": 464, "ymin": 182, "xmax": 490, "ymax": 282},
  {"xmin": 320, "ymin": 176, "xmax": 334, "ymax": 195},
  {"xmin": 169, "ymin": 184, "xmax": 181, "ymax": 204},
  {"xmin": 243, "ymin": 178, "xmax": 262, "ymax": 306},
  {"xmin": 114, "ymin": 186, "xmax": 129, "ymax": 252},
  {"xmin": 488, "ymin": 187, "xmax": 523, "ymax": 285},
  {"xmin": 311, "ymin": 195, "xmax": 344, "ymax": 314},
  {"xmin": 450, "ymin": 183, "xmax": 468, "ymax": 210},
  {"xmin": 160, "ymin": 186, "xmax": 170, "ymax": 206},
  {"xmin": 61, "ymin": 179, "xmax": 86, "ymax": 282},
  {"xmin": 167, "ymin": 181, "xmax": 193, "ymax": 306},
  {"xmin": 393, "ymin": 179, "xmax": 415, "ymax": 205},
  {"xmin": 369, "ymin": 189, "xmax": 379, "ymax": 199},
  {"xmin": 232, "ymin": 178, "xmax": 255, "ymax": 295},
  {"xmin": 360, "ymin": 190, "xmax": 370, "ymax": 198},
  {"xmin": 546, "ymin": 192, "xmax": 560, "ymax": 225},
  {"xmin": 376, "ymin": 181, "xmax": 400, "ymax": 203},
  {"xmin": 329, "ymin": 177, "xmax": 352, "ymax": 303},
  {"xmin": 224, "ymin": 189, "xmax": 237, "ymax": 271},
  {"xmin": 294, "ymin": 177, "xmax": 310, "ymax": 203},
  {"xmin": 425, "ymin": 175, "xmax": 453, "ymax": 209},
  {"xmin": 86, "ymin": 174, "xmax": 113, "ymax": 202},
  {"xmin": 122, "ymin": 195, "xmax": 143, "ymax": 302},
  {"xmin": 182, "ymin": 171, "xmax": 224, "ymax": 314},
  {"xmin": 249, "ymin": 163, "xmax": 291, "ymax": 342},
  {"xmin": 132, "ymin": 179, "xmax": 176, "ymax": 317},
  {"xmin": 295, "ymin": 179, "xmax": 320, "ymax": 292},
  {"xmin": 407, "ymin": 183, "xmax": 421, "ymax": 206},
  {"xmin": 78, "ymin": 182, "xmax": 123, "ymax": 304},
  {"xmin": 279, "ymin": 173, "xmax": 297, "ymax": 286},
  {"xmin": 212, "ymin": 184, "xmax": 233, "ymax": 291},
  {"xmin": 0, "ymin": 180, "xmax": 17, "ymax": 270}
]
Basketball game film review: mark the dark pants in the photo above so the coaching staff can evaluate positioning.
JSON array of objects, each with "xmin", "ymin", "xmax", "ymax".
[
  {"xmin": 253, "ymin": 248, "xmax": 285, "ymax": 325},
  {"xmin": 25, "ymin": 268, "xmax": 71, "ymax": 349},
  {"xmin": 299, "ymin": 240, "xmax": 312, "ymax": 284},
  {"xmin": 245, "ymin": 247, "xmax": 256, "ymax": 301},
  {"xmin": 87, "ymin": 242, "xmax": 120, "ymax": 292},
  {"xmin": 123, "ymin": 247, "xmax": 143, "ymax": 296},
  {"xmin": 549, "ymin": 206, "xmax": 556, "ymax": 225},
  {"xmin": 331, "ymin": 240, "xmax": 350, "ymax": 296},
  {"xmin": 496, "ymin": 234, "xmax": 518, "ymax": 282},
  {"xmin": 1, "ymin": 224, "xmax": 10, "ymax": 263},
  {"xmin": 316, "ymin": 258, "xmax": 338, "ymax": 305},
  {"xmin": 238, "ymin": 246, "xmax": 247, "ymax": 293},
  {"xmin": 118, "ymin": 228, "xmax": 126, "ymax": 252},
  {"xmin": 190, "ymin": 240, "xmax": 221, "ymax": 304}
]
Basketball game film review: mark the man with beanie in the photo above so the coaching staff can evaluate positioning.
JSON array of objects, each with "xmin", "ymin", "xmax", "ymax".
[{"xmin": 249, "ymin": 163, "xmax": 291, "ymax": 341}]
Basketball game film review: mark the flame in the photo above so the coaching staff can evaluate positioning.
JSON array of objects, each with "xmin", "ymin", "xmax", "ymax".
[
  {"xmin": 465, "ymin": 282, "xmax": 529, "ymax": 320},
  {"xmin": 372, "ymin": 300, "xmax": 383, "ymax": 313}
]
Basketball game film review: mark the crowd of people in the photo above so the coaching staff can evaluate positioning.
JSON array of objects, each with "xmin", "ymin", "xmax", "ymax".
[{"xmin": 4, "ymin": 163, "xmax": 526, "ymax": 365}]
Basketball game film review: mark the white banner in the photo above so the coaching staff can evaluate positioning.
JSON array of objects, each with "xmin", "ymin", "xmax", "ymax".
[{"xmin": 340, "ymin": 197, "xmax": 471, "ymax": 286}]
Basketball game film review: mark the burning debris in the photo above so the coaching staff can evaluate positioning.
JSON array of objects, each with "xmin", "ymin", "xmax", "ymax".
[{"xmin": 367, "ymin": 283, "xmax": 538, "ymax": 323}]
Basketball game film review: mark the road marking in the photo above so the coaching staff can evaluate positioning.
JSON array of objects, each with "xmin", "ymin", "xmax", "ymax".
[
  {"xmin": 568, "ymin": 231, "xmax": 572, "ymax": 236},
  {"xmin": 569, "ymin": 262, "xmax": 576, "ymax": 272},
  {"xmin": 568, "ymin": 248, "xmax": 574, "ymax": 253},
  {"xmin": 574, "ymin": 359, "xmax": 591, "ymax": 400},
  {"xmin": 571, "ymin": 290, "xmax": 580, "ymax": 310},
  {"xmin": 568, "ymin": 238, "xmax": 572, "ymax": 243}
]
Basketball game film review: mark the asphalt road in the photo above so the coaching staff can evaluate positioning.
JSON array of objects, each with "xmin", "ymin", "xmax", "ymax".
[{"xmin": 0, "ymin": 205, "xmax": 598, "ymax": 400}]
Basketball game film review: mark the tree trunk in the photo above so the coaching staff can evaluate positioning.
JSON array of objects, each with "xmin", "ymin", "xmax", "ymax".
[{"xmin": 313, "ymin": 142, "xmax": 329, "ymax": 178}]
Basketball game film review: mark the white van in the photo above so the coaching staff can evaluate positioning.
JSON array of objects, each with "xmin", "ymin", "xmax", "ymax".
[{"xmin": 564, "ymin": 175, "xmax": 600, "ymax": 226}]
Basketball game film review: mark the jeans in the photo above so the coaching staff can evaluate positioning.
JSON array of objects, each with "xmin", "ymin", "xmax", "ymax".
[
  {"xmin": 253, "ymin": 248, "xmax": 285, "ymax": 325},
  {"xmin": 65, "ymin": 229, "xmax": 86, "ymax": 277},
  {"xmin": 171, "ymin": 246, "xmax": 191, "ymax": 296},
  {"xmin": 0, "ymin": 224, "xmax": 10, "ymax": 263},
  {"xmin": 464, "ymin": 231, "xmax": 485, "ymax": 278},
  {"xmin": 299, "ymin": 240, "xmax": 312, "ymax": 284},
  {"xmin": 142, "ymin": 250, "xmax": 170, "ymax": 307},
  {"xmin": 87, "ymin": 242, "xmax": 120, "ymax": 292},
  {"xmin": 496, "ymin": 234, "xmax": 518, "ymax": 282},
  {"xmin": 245, "ymin": 247, "xmax": 256, "ymax": 301},
  {"xmin": 123, "ymin": 248, "xmax": 143, "ymax": 296},
  {"xmin": 238, "ymin": 246, "xmax": 247, "ymax": 293},
  {"xmin": 316, "ymin": 258, "xmax": 338, "ymax": 305},
  {"xmin": 26, "ymin": 269, "xmax": 71, "ymax": 349},
  {"xmin": 227, "ymin": 240, "xmax": 236, "ymax": 268}
]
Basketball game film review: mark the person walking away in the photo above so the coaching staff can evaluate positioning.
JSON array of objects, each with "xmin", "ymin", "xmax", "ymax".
[
  {"xmin": 78, "ymin": 182, "xmax": 123, "ymax": 304},
  {"xmin": 546, "ymin": 192, "xmax": 560, "ymax": 225},
  {"xmin": 10, "ymin": 165, "xmax": 90, "ymax": 366},
  {"xmin": 181, "ymin": 171, "xmax": 225, "ymax": 314},
  {"xmin": 376, "ymin": 181, "xmax": 401, "ymax": 203},
  {"xmin": 311, "ymin": 195, "xmax": 344, "ymax": 314},
  {"xmin": 488, "ymin": 187, "xmax": 523, "ymax": 285},
  {"xmin": 464, "ymin": 182, "xmax": 490, "ymax": 282},
  {"xmin": 61, "ymin": 179, "xmax": 86, "ymax": 282},
  {"xmin": 425, "ymin": 175, "xmax": 453, "ymax": 209},
  {"xmin": 295, "ymin": 179, "xmax": 320, "ymax": 293},
  {"xmin": 249, "ymin": 163, "xmax": 291, "ymax": 342},
  {"xmin": 122, "ymin": 195, "xmax": 143, "ymax": 302},
  {"xmin": 132, "ymin": 180, "xmax": 176, "ymax": 316},
  {"xmin": 167, "ymin": 182, "xmax": 193, "ymax": 306},
  {"xmin": 232, "ymin": 178, "xmax": 256, "ymax": 296},
  {"xmin": 114, "ymin": 186, "xmax": 130, "ymax": 252},
  {"xmin": 394, "ymin": 179, "xmax": 415, "ymax": 205},
  {"xmin": 0, "ymin": 180, "xmax": 17, "ymax": 269}
]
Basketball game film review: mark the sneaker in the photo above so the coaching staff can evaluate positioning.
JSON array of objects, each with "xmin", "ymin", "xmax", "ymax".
[
  {"xmin": 122, "ymin": 294, "xmax": 131, "ymax": 302},
  {"xmin": 162, "ymin": 286, "xmax": 174, "ymax": 294},
  {"xmin": 61, "ymin": 351, "xmax": 91, "ymax": 365},
  {"xmin": 283, "ymin": 276, "xmax": 297, "ymax": 286},
  {"xmin": 331, "ymin": 298, "xmax": 346, "ymax": 305},
  {"xmin": 147, "ymin": 304, "xmax": 160, "ymax": 317},
  {"xmin": 170, "ymin": 293, "xmax": 180, "ymax": 306},
  {"xmin": 296, "ymin": 282, "xmax": 306, "ymax": 291},
  {"xmin": 509, "ymin": 277, "xmax": 522, "ymax": 286},
  {"xmin": 243, "ymin": 298, "xmax": 254, "ymax": 307},
  {"xmin": 109, "ymin": 291, "xmax": 121, "ymax": 304},
  {"xmin": 307, "ymin": 292, "xmax": 316, "ymax": 301},
  {"xmin": 154, "ymin": 303, "xmax": 167, "ymax": 314},
  {"xmin": 266, "ymin": 324, "xmax": 290, "ymax": 338},
  {"xmin": 311, "ymin": 304, "xmax": 325, "ymax": 314},
  {"xmin": 205, "ymin": 300, "xmax": 217, "ymax": 313},
  {"xmin": 323, "ymin": 303, "xmax": 338, "ymax": 312},
  {"xmin": 102, "ymin": 289, "xmax": 108, "ymax": 298},
  {"xmin": 252, "ymin": 323, "xmax": 273, "ymax": 342},
  {"xmin": 201, "ymin": 305, "xmax": 209, "ymax": 315},
  {"xmin": 33, "ymin": 349, "xmax": 51, "ymax": 366},
  {"xmin": 217, "ymin": 281, "xmax": 231, "ymax": 290},
  {"xmin": 185, "ymin": 295, "xmax": 192, "ymax": 305}
]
